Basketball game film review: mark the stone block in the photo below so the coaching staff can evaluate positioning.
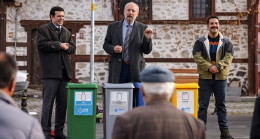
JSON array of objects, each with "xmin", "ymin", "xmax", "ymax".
[{"xmin": 227, "ymin": 87, "xmax": 241, "ymax": 96}]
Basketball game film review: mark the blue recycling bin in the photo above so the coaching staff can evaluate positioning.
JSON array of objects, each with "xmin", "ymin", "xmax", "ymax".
[{"xmin": 134, "ymin": 82, "xmax": 145, "ymax": 107}]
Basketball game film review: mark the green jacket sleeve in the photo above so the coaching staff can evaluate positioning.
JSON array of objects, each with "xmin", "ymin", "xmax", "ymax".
[{"xmin": 192, "ymin": 40, "xmax": 212, "ymax": 72}]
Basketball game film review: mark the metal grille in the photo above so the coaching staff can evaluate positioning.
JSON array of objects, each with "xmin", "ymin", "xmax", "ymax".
[{"xmin": 193, "ymin": 0, "xmax": 211, "ymax": 18}]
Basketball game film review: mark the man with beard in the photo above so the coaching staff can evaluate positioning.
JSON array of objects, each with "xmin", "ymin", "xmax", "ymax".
[
  {"xmin": 37, "ymin": 6, "xmax": 76, "ymax": 139},
  {"xmin": 103, "ymin": 2, "xmax": 153, "ymax": 83},
  {"xmin": 192, "ymin": 15, "xmax": 234, "ymax": 139}
]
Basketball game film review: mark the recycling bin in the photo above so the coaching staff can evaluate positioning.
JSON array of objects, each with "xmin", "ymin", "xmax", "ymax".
[
  {"xmin": 102, "ymin": 83, "xmax": 134, "ymax": 139},
  {"xmin": 66, "ymin": 83, "xmax": 98, "ymax": 139},
  {"xmin": 170, "ymin": 83, "xmax": 199, "ymax": 118},
  {"xmin": 134, "ymin": 82, "xmax": 145, "ymax": 107}
]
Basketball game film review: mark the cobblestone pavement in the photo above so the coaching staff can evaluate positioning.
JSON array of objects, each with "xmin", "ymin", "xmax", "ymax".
[{"xmin": 12, "ymin": 88, "xmax": 256, "ymax": 139}]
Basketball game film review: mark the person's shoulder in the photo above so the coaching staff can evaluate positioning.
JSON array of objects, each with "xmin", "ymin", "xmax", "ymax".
[
  {"xmin": 179, "ymin": 110, "xmax": 204, "ymax": 126},
  {"xmin": 0, "ymin": 100, "xmax": 38, "ymax": 126},
  {"xmin": 116, "ymin": 106, "xmax": 146, "ymax": 120},
  {"xmin": 0, "ymin": 101, "xmax": 43, "ymax": 138},
  {"xmin": 62, "ymin": 26, "xmax": 70, "ymax": 33},
  {"xmin": 38, "ymin": 23, "xmax": 49, "ymax": 29},
  {"xmin": 222, "ymin": 37, "xmax": 231, "ymax": 43},
  {"xmin": 134, "ymin": 21, "xmax": 147, "ymax": 28},
  {"xmin": 197, "ymin": 35, "xmax": 206, "ymax": 42},
  {"xmin": 108, "ymin": 20, "xmax": 122, "ymax": 26}
]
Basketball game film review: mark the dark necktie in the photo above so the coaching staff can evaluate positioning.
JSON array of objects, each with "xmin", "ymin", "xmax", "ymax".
[
  {"xmin": 58, "ymin": 27, "xmax": 62, "ymax": 37},
  {"xmin": 123, "ymin": 25, "xmax": 131, "ymax": 62}
]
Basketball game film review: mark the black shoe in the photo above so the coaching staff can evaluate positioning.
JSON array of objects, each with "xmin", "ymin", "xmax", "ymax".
[
  {"xmin": 220, "ymin": 129, "xmax": 234, "ymax": 139},
  {"xmin": 54, "ymin": 134, "xmax": 67, "ymax": 139}
]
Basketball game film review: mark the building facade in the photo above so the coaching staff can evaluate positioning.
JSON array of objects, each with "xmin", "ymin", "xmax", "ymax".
[{"xmin": 0, "ymin": 0, "xmax": 258, "ymax": 95}]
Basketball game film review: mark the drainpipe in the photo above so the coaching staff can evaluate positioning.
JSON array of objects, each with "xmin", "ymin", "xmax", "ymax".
[
  {"xmin": 255, "ymin": 0, "xmax": 259, "ymax": 96},
  {"xmin": 14, "ymin": 7, "xmax": 18, "ymax": 61}
]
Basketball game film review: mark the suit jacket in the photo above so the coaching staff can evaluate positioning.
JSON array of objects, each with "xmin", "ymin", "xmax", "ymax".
[
  {"xmin": 250, "ymin": 96, "xmax": 260, "ymax": 139},
  {"xmin": 103, "ymin": 20, "xmax": 152, "ymax": 83},
  {"xmin": 0, "ymin": 91, "xmax": 45, "ymax": 139},
  {"xmin": 37, "ymin": 22, "xmax": 76, "ymax": 79},
  {"xmin": 112, "ymin": 99, "xmax": 205, "ymax": 139}
]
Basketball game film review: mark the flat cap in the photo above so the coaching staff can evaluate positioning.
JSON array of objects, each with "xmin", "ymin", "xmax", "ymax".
[{"xmin": 140, "ymin": 66, "xmax": 175, "ymax": 82}]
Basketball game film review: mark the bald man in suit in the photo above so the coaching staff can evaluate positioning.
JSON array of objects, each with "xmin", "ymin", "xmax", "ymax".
[{"xmin": 103, "ymin": 2, "xmax": 153, "ymax": 83}]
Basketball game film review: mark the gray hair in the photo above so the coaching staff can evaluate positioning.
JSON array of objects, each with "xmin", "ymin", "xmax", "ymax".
[
  {"xmin": 142, "ymin": 82, "xmax": 175, "ymax": 100},
  {"xmin": 124, "ymin": 2, "xmax": 139, "ymax": 12}
]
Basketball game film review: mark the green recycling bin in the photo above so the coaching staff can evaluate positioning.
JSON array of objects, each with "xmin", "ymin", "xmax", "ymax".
[{"xmin": 66, "ymin": 83, "xmax": 98, "ymax": 139}]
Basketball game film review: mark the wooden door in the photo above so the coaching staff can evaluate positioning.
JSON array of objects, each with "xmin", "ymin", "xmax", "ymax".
[{"xmin": 30, "ymin": 29, "xmax": 42, "ymax": 85}]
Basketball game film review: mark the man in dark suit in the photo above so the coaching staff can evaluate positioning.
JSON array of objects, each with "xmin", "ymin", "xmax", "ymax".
[
  {"xmin": 112, "ymin": 66, "xmax": 206, "ymax": 139},
  {"xmin": 250, "ymin": 96, "xmax": 260, "ymax": 138},
  {"xmin": 37, "ymin": 6, "xmax": 76, "ymax": 139},
  {"xmin": 103, "ymin": 2, "xmax": 153, "ymax": 83}
]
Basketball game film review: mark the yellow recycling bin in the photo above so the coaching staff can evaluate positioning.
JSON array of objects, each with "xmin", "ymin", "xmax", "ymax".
[{"xmin": 170, "ymin": 83, "xmax": 199, "ymax": 118}]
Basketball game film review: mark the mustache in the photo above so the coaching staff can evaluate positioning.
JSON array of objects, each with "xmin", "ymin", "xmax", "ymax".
[
  {"xmin": 127, "ymin": 15, "xmax": 133, "ymax": 18},
  {"xmin": 210, "ymin": 27, "xmax": 218, "ymax": 29}
]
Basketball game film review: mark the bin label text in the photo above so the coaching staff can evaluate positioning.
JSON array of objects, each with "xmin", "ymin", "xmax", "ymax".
[{"xmin": 74, "ymin": 91, "xmax": 93, "ymax": 115}]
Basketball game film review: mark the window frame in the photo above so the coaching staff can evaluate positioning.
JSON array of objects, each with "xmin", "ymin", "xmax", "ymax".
[
  {"xmin": 189, "ymin": 0, "xmax": 214, "ymax": 21},
  {"xmin": 113, "ymin": 0, "xmax": 152, "ymax": 23}
]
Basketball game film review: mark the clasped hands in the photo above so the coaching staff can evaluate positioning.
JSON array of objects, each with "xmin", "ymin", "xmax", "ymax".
[
  {"xmin": 209, "ymin": 65, "xmax": 219, "ymax": 74},
  {"xmin": 60, "ymin": 43, "xmax": 69, "ymax": 50}
]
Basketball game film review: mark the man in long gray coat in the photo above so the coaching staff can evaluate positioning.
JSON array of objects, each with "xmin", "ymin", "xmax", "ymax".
[
  {"xmin": 103, "ymin": 2, "xmax": 153, "ymax": 83},
  {"xmin": 112, "ymin": 66, "xmax": 205, "ymax": 139},
  {"xmin": 0, "ymin": 52, "xmax": 45, "ymax": 139}
]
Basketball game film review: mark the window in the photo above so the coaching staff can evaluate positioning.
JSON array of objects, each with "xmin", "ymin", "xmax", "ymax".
[
  {"xmin": 193, "ymin": 0, "xmax": 211, "ymax": 18},
  {"xmin": 115, "ymin": 0, "xmax": 150, "ymax": 22}
]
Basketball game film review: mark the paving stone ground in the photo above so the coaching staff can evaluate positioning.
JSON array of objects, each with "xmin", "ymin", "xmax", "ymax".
[{"xmin": 12, "ymin": 88, "xmax": 256, "ymax": 139}]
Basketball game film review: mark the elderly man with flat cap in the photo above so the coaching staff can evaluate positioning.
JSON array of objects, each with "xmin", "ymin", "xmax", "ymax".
[{"xmin": 112, "ymin": 66, "xmax": 206, "ymax": 139}]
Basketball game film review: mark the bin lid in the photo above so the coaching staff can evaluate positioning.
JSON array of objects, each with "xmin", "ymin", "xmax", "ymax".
[
  {"xmin": 66, "ymin": 83, "xmax": 98, "ymax": 89},
  {"xmin": 175, "ymin": 83, "xmax": 199, "ymax": 89},
  {"xmin": 102, "ymin": 83, "xmax": 134, "ymax": 89},
  {"xmin": 134, "ymin": 82, "xmax": 141, "ymax": 88}
]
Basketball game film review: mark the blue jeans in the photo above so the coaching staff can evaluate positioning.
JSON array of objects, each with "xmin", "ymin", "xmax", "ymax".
[{"xmin": 198, "ymin": 78, "xmax": 229, "ymax": 129}]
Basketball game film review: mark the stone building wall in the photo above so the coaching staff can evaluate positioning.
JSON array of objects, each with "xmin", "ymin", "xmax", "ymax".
[
  {"xmin": 10, "ymin": 0, "xmax": 114, "ymax": 21},
  {"xmin": 215, "ymin": 0, "xmax": 247, "ymax": 12},
  {"xmin": 5, "ymin": 0, "xmax": 250, "ymax": 95},
  {"xmin": 152, "ymin": 0, "xmax": 189, "ymax": 20},
  {"xmin": 76, "ymin": 24, "xmax": 248, "ymax": 59}
]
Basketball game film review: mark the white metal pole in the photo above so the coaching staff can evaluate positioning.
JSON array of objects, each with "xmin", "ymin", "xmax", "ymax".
[{"xmin": 90, "ymin": 0, "xmax": 95, "ymax": 83}]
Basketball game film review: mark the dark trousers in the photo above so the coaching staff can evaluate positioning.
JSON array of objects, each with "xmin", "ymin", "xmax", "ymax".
[
  {"xmin": 198, "ymin": 78, "xmax": 229, "ymax": 129},
  {"xmin": 41, "ymin": 78, "xmax": 69, "ymax": 136},
  {"xmin": 119, "ymin": 64, "xmax": 131, "ymax": 83}
]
